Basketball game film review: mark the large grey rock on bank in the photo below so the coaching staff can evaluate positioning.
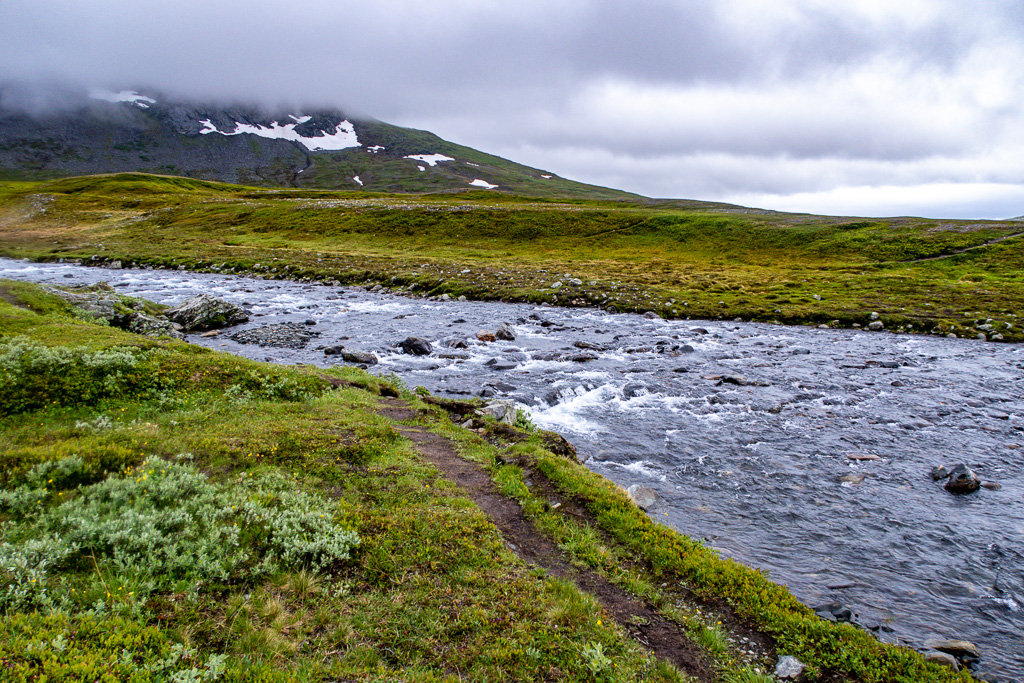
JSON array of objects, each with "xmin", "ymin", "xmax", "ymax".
[
  {"xmin": 118, "ymin": 311, "xmax": 184, "ymax": 340},
  {"xmin": 923, "ymin": 639, "xmax": 981, "ymax": 659},
  {"xmin": 480, "ymin": 400, "xmax": 516, "ymax": 425},
  {"xmin": 165, "ymin": 294, "xmax": 248, "ymax": 331},
  {"xmin": 775, "ymin": 655, "xmax": 806, "ymax": 680},
  {"xmin": 627, "ymin": 484, "xmax": 663, "ymax": 512}
]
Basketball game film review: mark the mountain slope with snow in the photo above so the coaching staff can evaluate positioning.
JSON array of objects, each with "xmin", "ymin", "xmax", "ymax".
[{"xmin": 0, "ymin": 88, "xmax": 640, "ymax": 200}]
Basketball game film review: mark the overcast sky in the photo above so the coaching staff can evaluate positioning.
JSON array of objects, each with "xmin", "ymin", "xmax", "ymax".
[{"xmin": 4, "ymin": 0, "xmax": 1024, "ymax": 218}]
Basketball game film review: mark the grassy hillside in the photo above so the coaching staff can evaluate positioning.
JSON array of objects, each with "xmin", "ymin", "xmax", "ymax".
[
  {"xmin": 0, "ymin": 281, "xmax": 973, "ymax": 682},
  {"xmin": 1, "ymin": 173, "xmax": 1022, "ymax": 340}
]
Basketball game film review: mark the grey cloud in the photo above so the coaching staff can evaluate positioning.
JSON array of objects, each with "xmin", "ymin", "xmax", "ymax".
[{"xmin": 2, "ymin": 0, "xmax": 1023, "ymax": 216}]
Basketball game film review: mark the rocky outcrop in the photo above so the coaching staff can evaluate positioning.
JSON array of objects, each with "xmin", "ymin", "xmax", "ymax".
[
  {"xmin": 43, "ymin": 284, "xmax": 184, "ymax": 339},
  {"xmin": 165, "ymin": 294, "xmax": 248, "ymax": 331}
]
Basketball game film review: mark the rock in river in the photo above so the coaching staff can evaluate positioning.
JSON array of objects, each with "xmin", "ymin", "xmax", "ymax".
[
  {"xmin": 341, "ymin": 350, "xmax": 378, "ymax": 365},
  {"xmin": 398, "ymin": 337, "xmax": 432, "ymax": 355},
  {"xmin": 165, "ymin": 293, "xmax": 249, "ymax": 331},
  {"xmin": 495, "ymin": 322, "xmax": 516, "ymax": 341},
  {"xmin": 944, "ymin": 464, "xmax": 981, "ymax": 494}
]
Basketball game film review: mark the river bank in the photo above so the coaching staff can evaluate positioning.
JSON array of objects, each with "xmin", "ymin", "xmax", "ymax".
[
  {"xmin": 2, "ymin": 173, "xmax": 1023, "ymax": 343},
  {"xmin": 3, "ymin": 258, "xmax": 1021, "ymax": 681}
]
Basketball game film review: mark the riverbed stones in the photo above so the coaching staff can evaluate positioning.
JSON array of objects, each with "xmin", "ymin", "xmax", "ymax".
[
  {"xmin": 626, "ymin": 484, "xmax": 663, "ymax": 512},
  {"xmin": 165, "ymin": 294, "xmax": 248, "ymax": 331},
  {"xmin": 944, "ymin": 464, "xmax": 981, "ymax": 493},
  {"xmin": 230, "ymin": 323, "xmax": 319, "ymax": 349},
  {"xmin": 495, "ymin": 322, "xmax": 516, "ymax": 341},
  {"xmin": 868, "ymin": 320, "xmax": 885, "ymax": 331},
  {"xmin": 323, "ymin": 345, "xmax": 345, "ymax": 356},
  {"xmin": 398, "ymin": 337, "xmax": 432, "ymax": 355},
  {"xmin": 476, "ymin": 329, "xmax": 497, "ymax": 342},
  {"xmin": 775, "ymin": 655, "xmax": 806, "ymax": 680}
]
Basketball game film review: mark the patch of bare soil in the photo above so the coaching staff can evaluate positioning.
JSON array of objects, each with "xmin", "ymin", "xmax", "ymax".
[{"xmin": 381, "ymin": 398, "xmax": 711, "ymax": 681}]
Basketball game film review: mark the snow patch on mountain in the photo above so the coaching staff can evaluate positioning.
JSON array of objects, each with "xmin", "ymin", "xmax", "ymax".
[
  {"xmin": 469, "ymin": 179, "xmax": 498, "ymax": 189},
  {"xmin": 405, "ymin": 154, "xmax": 454, "ymax": 166},
  {"xmin": 367, "ymin": 145, "xmax": 385, "ymax": 153},
  {"xmin": 198, "ymin": 118, "xmax": 360, "ymax": 151},
  {"xmin": 352, "ymin": 175, "xmax": 363, "ymax": 186},
  {"xmin": 89, "ymin": 90, "xmax": 157, "ymax": 108}
]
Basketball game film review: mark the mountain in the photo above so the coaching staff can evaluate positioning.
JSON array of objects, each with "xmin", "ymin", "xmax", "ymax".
[{"xmin": 0, "ymin": 88, "xmax": 640, "ymax": 200}]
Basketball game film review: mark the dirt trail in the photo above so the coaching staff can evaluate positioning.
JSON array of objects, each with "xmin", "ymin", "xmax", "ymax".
[{"xmin": 379, "ymin": 399, "xmax": 711, "ymax": 681}]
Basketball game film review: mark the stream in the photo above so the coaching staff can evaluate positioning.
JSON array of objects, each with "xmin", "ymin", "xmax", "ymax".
[{"xmin": 2, "ymin": 258, "xmax": 1022, "ymax": 681}]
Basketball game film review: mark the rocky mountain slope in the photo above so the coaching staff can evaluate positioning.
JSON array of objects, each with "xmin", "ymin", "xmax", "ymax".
[{"xmin": 0, "ymin": 87, "xmax": 639, "ymax": 200}]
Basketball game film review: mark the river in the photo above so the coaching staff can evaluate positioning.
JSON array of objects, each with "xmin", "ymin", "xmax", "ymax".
[{"xmin": 2, "ymin": 258, "xmax": 1021, "ymax": 681}]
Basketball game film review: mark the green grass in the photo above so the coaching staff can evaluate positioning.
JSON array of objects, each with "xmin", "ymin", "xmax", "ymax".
[
  {"xmin": 2, "ymin": 173, "xmax": 1021, "ymax": 339},
  {"xmin": 0, "ymin": 283, "xmax": 681, "ymax": 682}
]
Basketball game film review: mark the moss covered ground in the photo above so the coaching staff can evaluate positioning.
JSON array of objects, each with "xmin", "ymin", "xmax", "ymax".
[
  {"xmin": 0, "ymin": 279, "xmax": 975, "ymax": 681},
  {"xmin": 0, "ymin": 173, "xmax": 1021, "ymax": 342}
]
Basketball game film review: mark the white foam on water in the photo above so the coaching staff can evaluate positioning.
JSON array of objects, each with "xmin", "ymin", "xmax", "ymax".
[
  {"xmin": 615, "ymin": 460, "xmax": 666, "ymax": 480},
  {"xmin": 344, "ymin": 300, "xmax": 412, "ymax": 314},
  {"xmin": 404, "ymin": 154, "xmax": 454, "ymax": 166},
  {"xmin": 468, "ymin": 179, "xmax": 498, "ymax": 189}
]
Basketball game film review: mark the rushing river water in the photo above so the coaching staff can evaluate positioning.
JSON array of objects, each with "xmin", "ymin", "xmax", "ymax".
[{"xmin": 3, "ymin": 258, "xmax": 1023, "ymax": 681}]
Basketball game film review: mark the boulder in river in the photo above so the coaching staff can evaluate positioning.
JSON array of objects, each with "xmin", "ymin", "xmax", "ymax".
[
  {"xmin": 165, "ymin": 294, "xmax": 248, "ymax": 331},
  {"xmin": 495, "ymin": 322, "xmax": 516, "ymax": 341},
  {"xmin": 398, "ymin": 337, "xmax": 432, "ymax": 356},
  {"xmin": 477, "ymin": 329, "xmax": 497, "ymax": 342},
  {"xmin": 323, "ymin": 345, "xmax": 345, "ymax": 356},
  {"xmin": 944, "ymin": 464, "xmax": 981, "ymax": 493},
  {"xmin": 341, "ymin": 350, "xmax": 378, "ymax": 365}
]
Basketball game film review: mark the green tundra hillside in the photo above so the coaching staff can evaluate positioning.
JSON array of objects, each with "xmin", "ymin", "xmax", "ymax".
[{"xmin": 1, "ymin": 173, "xmax": 1022, "ymax": 340}]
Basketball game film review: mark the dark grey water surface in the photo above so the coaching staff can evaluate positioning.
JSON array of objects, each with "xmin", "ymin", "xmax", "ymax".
[{"xmin": 3, "ymin": 259, "xmax": 1022, "ymax": 680}]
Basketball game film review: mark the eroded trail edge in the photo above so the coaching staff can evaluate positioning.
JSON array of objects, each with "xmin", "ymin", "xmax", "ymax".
[{"xmin": 379, "ymin": 400, "xmax": 712, "ymax": 681}]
